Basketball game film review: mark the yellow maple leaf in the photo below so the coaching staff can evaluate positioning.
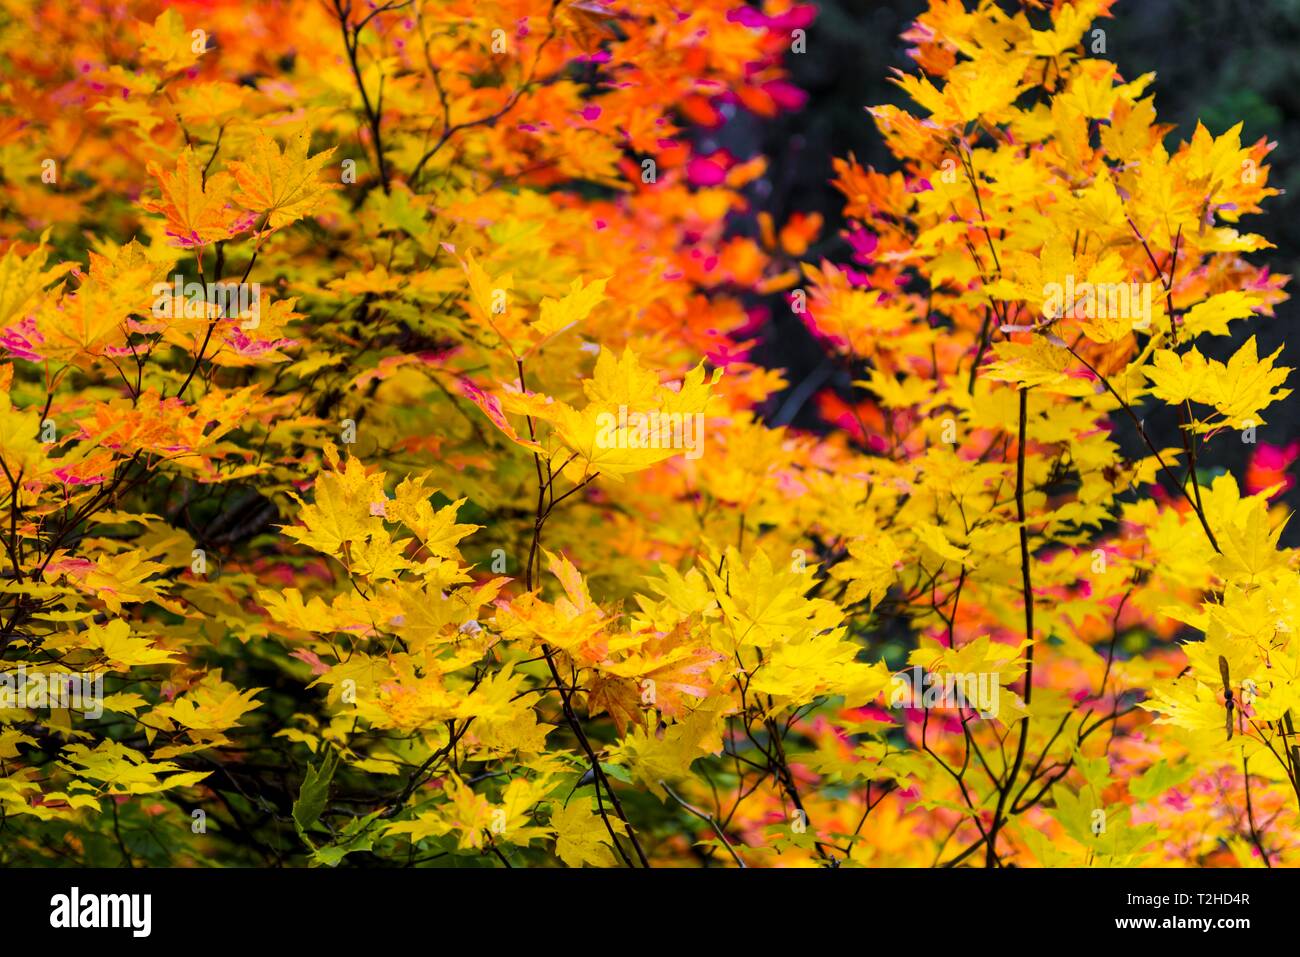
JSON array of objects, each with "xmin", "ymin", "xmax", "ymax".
[
  {"xmin": 150, "ymin": 675, "xmax": 262, "ymax": 733},
  {"xmin": 619, "ymin": 698, "xmax": 729, "ymax": 798},
  {"xmin": 459, "ymin": 253, "xmax": 607, "ymax": 359},
  {"xmin": 137, "ymin": 9, "xmax": 203, "ymax": 75},
  {"xmin": 1181, "ymin": 291, "xmax": 1260, "ymax": 338},
  {"xmin": 388, "ymin": 483, "xmax": 480, "ymax": 560},
  {"xmin": 60, "ymin": 741, "xmax": 211, "ymax": 795},
  {"xmin": 1209, "ymin": 336, "xmax": 1292, "ymax": 427},
  {"xmin": 529, "ymin": 276, "xmax": 608, "ymax": 355},
  {"xmin": 1212, "ymin": 501, "xmax": 1288, "ymax": 583},
  {"xmin": 462, "ymin": 251, "xmax": 521, "ymax": 348},
  {"xmin": 702, "ymin": 546, "xmax": 840, "ymax": 652},
  {"xmin": 914, "ymin": 522, "xmax": 970, "ymax": 565},
  {"xmin": 1144, "ymin": 347, "xmax": 1210, "ymax": 406},
  {"xmin": 553, "ymin": 796, "xmax": 625, "ymax": 867},
  {"xmin": 515, "ymin": 348, "xmax": 721, "ymax": 480},
  {"xmin": 228, "ymin": 128, "xmax": 338, "ymax": 232},
  {"xmin": 1146, "ymin": 336, "xmax": 1291, "ymax": 427},
  {"xmin": 282, "ymin": 444, "xmax": 386, "ymax": 558},
  {"xmin": 0, "ymin": 230, "xmax": 73, "ymax": 328},
  {"xmin": 83, "ymin": 619, "xmax": 178, "ymax": 669},
  {"xmin": 749, "ymin": 630, "xmax": 892, "ymax": 711},
  {"xmin": 830, "ymin": 534, "xmax": 902, "ymax": 609},
  {"xmin": 79, "ymin": 552, "xmax": 168, "ymax": 613},
  {"xmin": 0, "ymin": 393, "xmax": 46, "ymax": 479}
]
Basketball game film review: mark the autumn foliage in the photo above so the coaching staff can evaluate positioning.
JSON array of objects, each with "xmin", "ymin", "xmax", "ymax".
[{"xmin": 0, "ymin": 0, "xmax": 1298, "ymax": 868}]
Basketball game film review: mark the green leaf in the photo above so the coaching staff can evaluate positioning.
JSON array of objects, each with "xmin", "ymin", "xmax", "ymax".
[
  {"xmin": 311, "ymin": 812, "xmax": 380, "ymax": 867},
  {"xmin": 1128, "ymin": 760, "xmax": 1195, "ymax": 801},
  {"xmin": 293, "ymin": 748, "xmax": 340, "ymax": 836}
]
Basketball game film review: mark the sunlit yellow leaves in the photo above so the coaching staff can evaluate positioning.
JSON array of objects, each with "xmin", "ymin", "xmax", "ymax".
[
  {"xmin": 892, "ymin": 57, "xmax": 1029, "ymax": 126},
  {"xmin": 830, "ymin": 534, "xmax": 901, "ymax": 610},
  {"xmin": 65, "ymin": 389, "xmax": 252, "ymax": 474},
  {"xmin": 59, "ymin": 740, "xmax": 210, "ymax": 796},
  {"xmin": 389, "ymin": 482, "xmax": 479, "ymax": 562},
  {"xmin": 0, "ymin": 729, "xmax": 36, "ymax": 760},
  {"xmin": 911, "ymin": 634, "xmax": 1030, "ymax": 688},
  {"xmin": 1181, "ymin": 290, "xmax": 1261, "ymax": 338},
  {"xmin": 228, "ymin": 129, "xmax": 337, "ymax": 232},
  {"xmin": 985, "ymin": 337, "xmax": 1087, "ymax": 393},
  {"xmin": 633, "ymin": 564, "xmax": 718, "ymax": 632},
  {"xmin": 346, "ymin": 536, "xmax": 411, "ymax": 582},
  {"xmin": 462, "ymin": 250, "xmax": 516, "ymax": 342},
  {"xmin": 172, "ymin": 80, "xmax": 247, "ymax": 127},
  {"xmin": 1057, "ymin": 60, "xmax": 1154, "ymax": 121},
  {"xmin": 914, "ymin": 522, "xmax": 970, "ymax": 565},
  {"xmin": 1141, "ymin": 676, "xmax": 1239, "ymax": 740},
  {"xmin": 494, "ymin": 554, "xmax": 605, "ymax": 658},
  {"xmin": 748, "ymin": 631, "xmax": 892, "ymax": 711},
  {"xmin": 4, "ymin": 0, "xmax": 1298, "ymax": 872},
  {"xmin": 703, "ymin": 546, "xmax": 841, "ymax": 653},
  {"xmin": 992, "ymin": 237, "xmax": 1151, "ymax": 344},
  {"xmin": 1029, "ymin": 1, "xmax": 1106, "ymax": 56},
  {"xmin": 1145, "ymin": 336, "xmax": 1291, "ymax": 427},
  {"xmin": 257, "ymin": 588, "xmax": 337, "ymax": 634},
  {"xmin": 1124, "ymin": 499, "xmax": 1216, "ymax": 590},
  {"xmin": 282, "ymin": 443, "xmax": 387, "ymax": 559},
  {"xmin": 596, "ymin": 623, "xmax": 723, "ymax": 722},
  {"xmin": 474, "ymin": 698, "xmax": 553, "ymax": 755},
  {"xmin": 799, "ymin": 261, "xmax": 915, "ymax": 355},
  {"xmin": 34, "ymin": 281, "xmax": 130, "ymax": 365},
  {"xmin": 868, "ymin": 104, "xmax": 948, "ymax": 166},
  {"xmin": 1100, "ymin": 96, "xmax": 1164, "ymax": 164},
  {"xmin": 1212, "ymin": 501, "xmax": 1289, "ymax": 583},
  {"xmin": 1201, "ymin": 581, "xmax": 1288, "ymax": 649},
  {"xmin": 1207, "ymin": 337, "xmax": 1293, "ymax": 426},
  {"xmin": 357, "ymin": 660, "xmax": 462, "ymax": 733},
  {"xmin": 1143, "ymin": 347, "xmax": 1207, "ymax": 406},
  {"xmin": 148, "ymin": 674, "xmax": 262, "ymax": 735},
  {"xmin": 857, "ymin": 369, "xmax": 935, "ymax": 410},
  {"xmin": 501, "ymin": 347, "xmax": 721, "ymax": 480},
  {"xmin": 1030, "ymin": 785, "xmax": 1159, "ymax": 867},
  {"xmin": 384, "ymin": 775, "xmax": 484, "ymax": 846},
  {"xmin": 553, "ymin": 796, "xmax": 626, "ymax": 867},
  {"xmin": 532, "ymin": 276, "xmax": 608, "ymax": 354},
  {"xmin": 393, "ymin": 578, "xmax": 504, "ymax": 653},
  {"xmin": 385, "ymin": 774, "xmax": 552, "ymax": 850},
  {"xmin": 1071, "ymin": 170, "xmax": 1126, "ymax": 234},
  {"xmin": 45, "ymin": 551, "xmax": 168, "ymax": 614},
  {"xmin": 459, "ymin": 252, "xmax": 609, "ymax": 359},
  {"xmin": 81, "ymin": 619, "xmax": 178, "ymax": 669},
  {"xmin": 619, "ymin": 698, "xmax": 729, "ymax": 798},
  {"xmin": 1178, "ymin": 121, "xmax": 1280, "ymax": 217},
  {"xmin": 19, "ymin": 241, "xmax": 160, "ymax": 369},
  {"xmin": 1049, "ymin": 94, "xmax": 1093, "ymax": 172}
]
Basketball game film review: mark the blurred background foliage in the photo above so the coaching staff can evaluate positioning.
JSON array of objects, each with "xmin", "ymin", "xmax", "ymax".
[{"xmin": 734, "ymin": 0, "xmax": 1300, "ymax": 537}]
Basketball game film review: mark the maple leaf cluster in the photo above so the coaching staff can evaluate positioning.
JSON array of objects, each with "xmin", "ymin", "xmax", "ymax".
[{"xmin": 0, "ymin": 0, "xmax": 1296, "ymax": 870}]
